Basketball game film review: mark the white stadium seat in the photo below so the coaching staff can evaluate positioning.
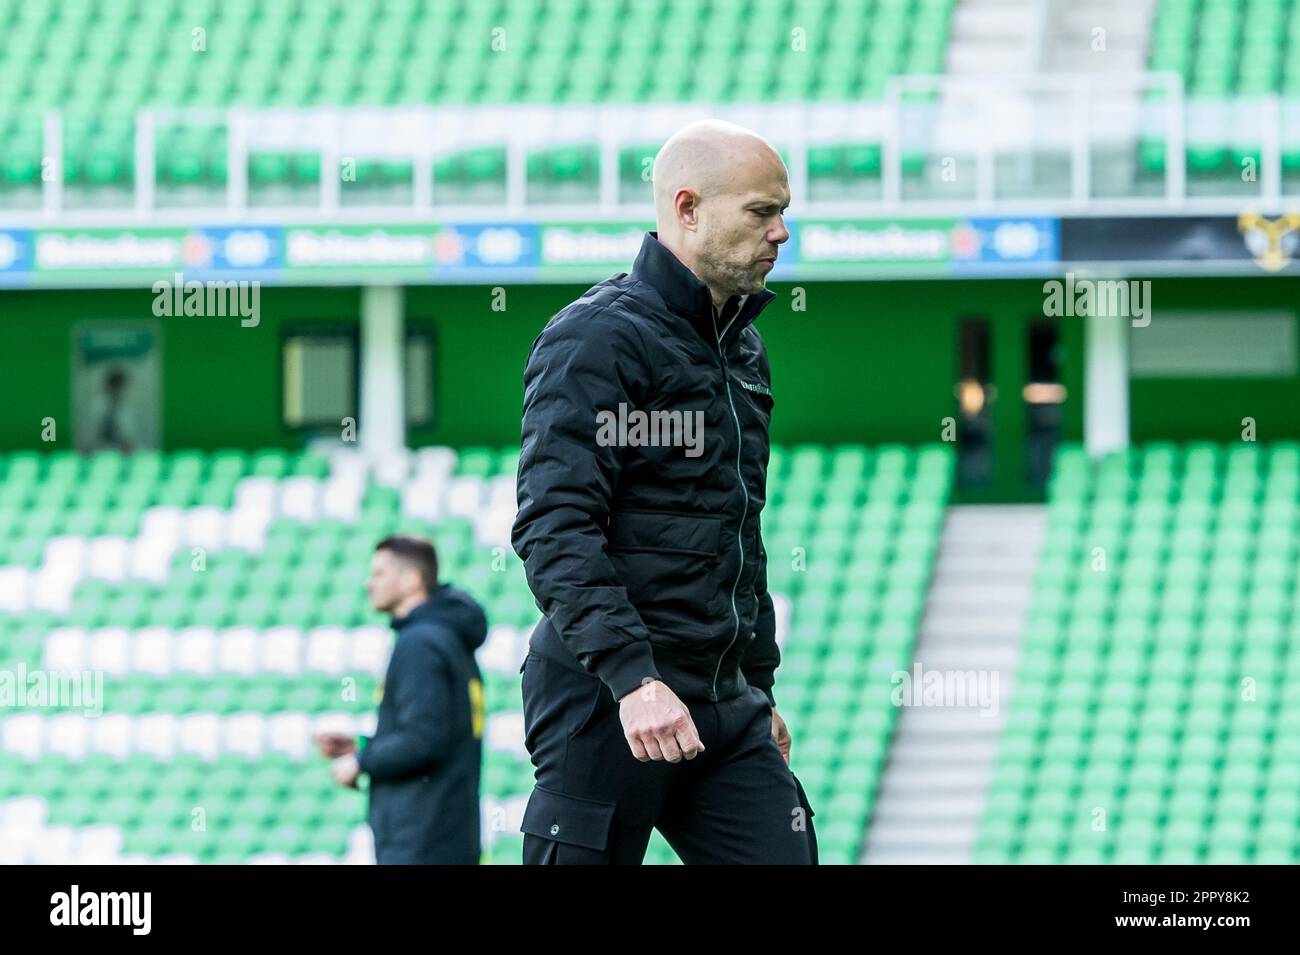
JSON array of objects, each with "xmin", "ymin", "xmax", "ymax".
[
  {"xmin": 87, "ymin": 536, "xmax": 131, "ymax": 581},
  {"xmin": 128, "ymin": 538, "xmax": 176, "ymax": 582},
  {"xmin": 373, "ymin": 452, "xmax": 411, "ymax": 488},
  {"xmin": 480, "ymin": 625, "xmax": 526, "ymax": 676},
  {"xmin": 261, "ymin": 626, "xmax": 304, "ymax": 675},
  {"xmin": 487, "ymin": 474, "xmax": 517, "ymax": 511},
  {"xmin": 75, "ymin": 824, "xmax": 125, "ymax": 862},
  {"xmin": 304, "ymin": 626, "xmax": 349, "ymax": 674},
  {"xmin": 174, "ymin": 627, "xmax": 217, "ymax": 675},
  {"xmin": 140, "ymin": 507, "xmax": 185, "ymax": 545},
  {"xmin": 414, "ymin": 446, "xmax": 456, "ymax": 480},
  {"xmin": 43, "ymin": 627, "xmax": 87, "ymax": 672},
  {"xmin": 233, "ymin": 477, "xmax": 277, "ymax": 513},
  {"xmin": 217, "ymin": 627, "xmax": 259, "ymax": 675},
  {"xmin": 445, "ymin": 476, "xmax": 485, "ymax": 519},
  {"xmin": 88, "ymin": 627, "xmax": 132, "ymax": 675},
  {"xmin": 474, "ymin": 511, "xmax": 515, "ymax": 549},
  {"xmin": 131, "ymin": 626, "xmax": 174, "ymax": 675},
  {"xmin": 401, "ymin": 478, "xmax": 444, "ymax": 521},
  {"xmin": 226, "ymin": 506, "xmax": 271, "ymax": 550},
  {"xmin": 30, "ymin": 565, "xmax": 79, "ymax": 614},
  {"xmin": 89, "ymin": 713, "xmax": 133, "ymax": 758},
  {"xmin": 485, "ymin": 712, "xmax": 528, "ymax": 760},
  {"xmin": 29, "ymin": 823, "xmax": 77, "ymax": 865},
  {"xmin": 267, "ymin": 712, "xmax": 312, "ymax": 759},
  {"xmin": 184, "ymin": 506, "xmax": 227, "ymax": 551},
  {"xmin": 177, "ymin": 713, "xmax": 222, "ymax": 760},
  {"xmin": 0, "ymin": 567, "xmax": 31, "ymax": 612},
  {"xmin": 349, "ymin": 626, "xmax": 392, "ymax": 674},
  {"xmin": 321, "ymin": 480, "xmax": 363, "ymax": 523},
  {"xmin": 224, "ymin": 713, "xmax": 266, "ymax": 758},
  {"xmin": 44, "ymin": 536, "xmax": 87, "ymax": 573},
  {"xmin": 279, "ymin": 477, "xmax": 321, "ymax": 522},
  {"xmin": 0, "ymin": 794, "xmax": 48, "ymax": 831},
  {"xmin": 47, "ymin": 713, "xmax": 90, "ymax": 759},
  {"xmin": 1, "ymin": 715, "xmax": 45, "ymax": 759},
  {"xmin": 135, "ymin": 713, "xmax": 178, "ymax": 759}
]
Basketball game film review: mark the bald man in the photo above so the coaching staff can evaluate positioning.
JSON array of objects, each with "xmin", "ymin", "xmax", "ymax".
[{"xmin": 511, "ymin": 120, "xmax": 817, "ymax": 864}]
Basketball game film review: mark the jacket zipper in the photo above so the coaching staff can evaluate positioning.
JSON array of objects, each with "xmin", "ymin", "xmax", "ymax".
[{"xmin": 711, "ymin": 317, "xmax": 747, "ymax": 701}]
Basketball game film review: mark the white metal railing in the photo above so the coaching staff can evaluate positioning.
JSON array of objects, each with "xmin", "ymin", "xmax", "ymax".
[
  {"xmin": 882, "ymin": 72, "xmax": 1193, "ymax": 208},
  {"xmin": 5, "ymin": 76, "xmax": 1299, "ymax": 226}
]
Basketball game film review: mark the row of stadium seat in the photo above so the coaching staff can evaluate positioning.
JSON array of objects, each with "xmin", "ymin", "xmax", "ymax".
[
  {"xmin": 0, "ymin": 0, "xmax": 954, "ymax": 192},
  {"xmin": 0, "ymin": 442, "xmax": 954, "ymax": 863},
  {"xmin": 976, "ymin": 442, "xmax": 1300, "ymax": 864},
  {"xmin": 1148, "ymin": 0, "xmax": 1300, "ymax": 96},
  {"xmin": 1141, "ymin": 0, "xmax": 1300, "ymax": 175},
  {"xmin": 0, "ymin": 139, "xmax": 931, "ymax": 193}
]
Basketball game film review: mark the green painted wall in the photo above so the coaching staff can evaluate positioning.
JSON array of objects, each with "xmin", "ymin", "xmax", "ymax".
[
  {"xmin": 19, "ymin": 273, "xmax": 1298, "ymax": 502},
  {"xmin": 1127, "ymin": 276, "xmax": 1300, "ymax": 445},
  {"xmin": 0, "ymin": 286, "xmax": 359, "ymax": 451},
  {"xmin": 0, "ymin": 278, "xmax": 1083, "ymax": 502}
]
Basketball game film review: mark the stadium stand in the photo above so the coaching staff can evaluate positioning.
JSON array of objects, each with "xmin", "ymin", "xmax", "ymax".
[
  {"xmin": 0, "ymin": 0, "xmax": 955, "ymax": 198},
  {"xmin": 1141, "ymin": 0, "xmax": 1300, "ymax": 179},
  {"xmin": 0, "ymin": 442, "xmax": 953, "ymax": 864},
  {"xmin": 975, "ymin": 442, "xmax": 1300, "ymax": 864}
]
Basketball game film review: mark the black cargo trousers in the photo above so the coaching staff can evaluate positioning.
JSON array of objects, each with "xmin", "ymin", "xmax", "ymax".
[{"xmin": 518, "ymin": 651, "xmax": 818, "ymax": 864}]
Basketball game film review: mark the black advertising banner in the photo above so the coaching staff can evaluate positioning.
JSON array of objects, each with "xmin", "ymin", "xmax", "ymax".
[{"xmin": 1060, "ymin": 214, "xmax": 1300, "ymax": 273}]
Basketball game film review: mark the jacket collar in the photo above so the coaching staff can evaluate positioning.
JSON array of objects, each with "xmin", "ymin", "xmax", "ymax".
[{"xmin": 630, "ymin": 231, "xmax": 775, "ymax": 347}]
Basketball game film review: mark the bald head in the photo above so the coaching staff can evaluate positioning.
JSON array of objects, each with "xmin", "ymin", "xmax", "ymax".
[
  {"xmin": 652, "ymin": 120, "xmax": 784, "ymax": 231},
  {"xmin": 650, "ymin": 120, "xmax": 791, "ymax": 310}
]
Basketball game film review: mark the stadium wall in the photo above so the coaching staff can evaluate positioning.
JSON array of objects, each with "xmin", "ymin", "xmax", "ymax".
[{"xmin": 7, "ymin": 276, "xmax": 1296, "ymax": 494}]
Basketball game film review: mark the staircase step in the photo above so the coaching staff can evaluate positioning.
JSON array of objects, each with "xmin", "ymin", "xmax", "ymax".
[{"xmin": 861, "ymin": 502, "xmax": 1046, "ymax": 864}]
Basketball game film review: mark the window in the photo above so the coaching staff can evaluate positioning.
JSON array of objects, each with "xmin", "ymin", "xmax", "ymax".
[
  {"xmin": 405, "ymin": 329, "xmax": 434, "ymax": 427},
  {"xmin": 282, "ymin": 326, "xmax": 358, "ymax": 428}
]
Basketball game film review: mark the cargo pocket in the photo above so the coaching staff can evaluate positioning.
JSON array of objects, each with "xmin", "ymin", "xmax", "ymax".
[{"xmin": 520, "ymin": 785, "xmax": 616, "ymax": 864}]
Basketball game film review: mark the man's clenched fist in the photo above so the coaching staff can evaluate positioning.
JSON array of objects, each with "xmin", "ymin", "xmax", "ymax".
[{"xmin": 618, "ymin": 680, "xmax": 705, "ymax": 763}]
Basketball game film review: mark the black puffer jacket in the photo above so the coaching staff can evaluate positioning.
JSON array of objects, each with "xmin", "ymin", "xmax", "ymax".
[
  {"xmin": 512, "ymin": 230, "xmax": 781, "ymax": 706},
  {"xmin": 358, "ymin": 584, "xmax": 487, "ymax": 864}
]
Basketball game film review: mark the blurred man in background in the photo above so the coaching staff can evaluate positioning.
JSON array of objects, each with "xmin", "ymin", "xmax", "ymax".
[{"xmin": 315, "ymin": 535, "xmax": 488, "ymax": 865}]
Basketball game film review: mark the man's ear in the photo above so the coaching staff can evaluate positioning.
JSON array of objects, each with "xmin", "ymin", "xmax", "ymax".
[
  {"xmin": 402, "ymin": 563, "xmax": 423, "ymax": 595},
  {"xmin": 676, "ymin": 188, "xmax": 699, "ymax": 228}
]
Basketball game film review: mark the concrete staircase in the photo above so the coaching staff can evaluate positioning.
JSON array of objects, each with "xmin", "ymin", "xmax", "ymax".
[
  {"xmin": 1040, "ymin": 0, "xmax": 1158, "ymax": 75},
  {"xmin": 861, "ymin": 505, "xmax": 1046, "ymax": 864},
  {"xmin": 945, "ymin": 0, "xmax": 1041, "ymax": 76}
]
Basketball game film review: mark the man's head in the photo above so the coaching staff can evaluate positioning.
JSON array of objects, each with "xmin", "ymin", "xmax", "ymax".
[
  {"xmin": 652, "ymin": 119, "xmax": 790, "ymax": 310},
  {"xmin": 368, "ymin": 535, "xmax": 439, "ymax": 616}
]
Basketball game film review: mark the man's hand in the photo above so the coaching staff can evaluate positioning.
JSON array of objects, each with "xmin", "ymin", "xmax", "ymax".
[
  {"xmin": 770, "ymin": 708, "xmax": 791, "ymax": 765},
  {"xmin": 330, "ymin": 753, "xmax": 361, "ymax": 788},
  {"xmin": 314, "ymin": 732, "xmax": 357, "ymax": 758},
  {"xmin": 618, "ymin": 680, "xmax": 705, "ymax": 763}
]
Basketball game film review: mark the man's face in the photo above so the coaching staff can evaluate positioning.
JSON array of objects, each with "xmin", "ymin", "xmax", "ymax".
[
  {"xmin": 366, "ymin": 550, "xmax": 416, "ymax": 614},
  {"xmin": 693, "ymin": 153, "xmax": 790, "ymax": 302}
]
